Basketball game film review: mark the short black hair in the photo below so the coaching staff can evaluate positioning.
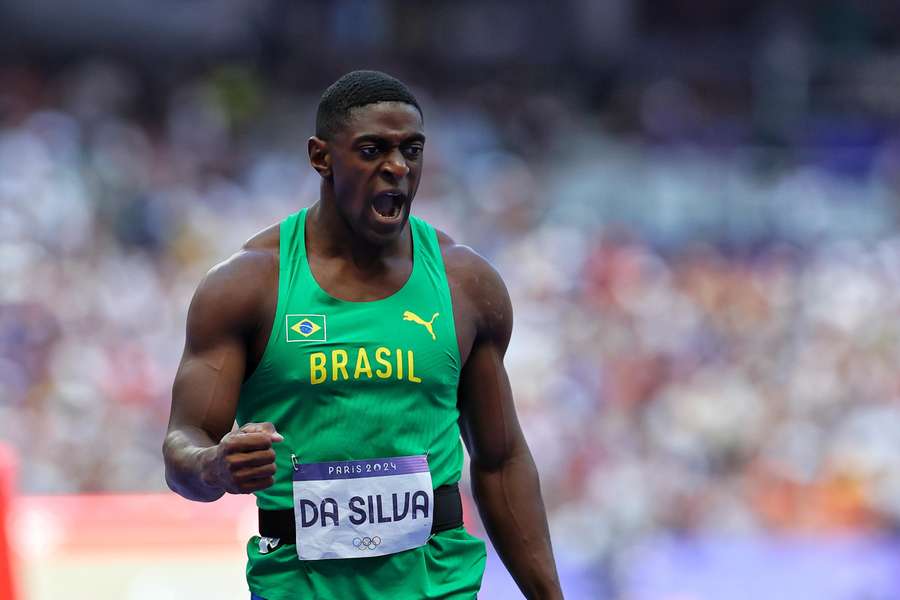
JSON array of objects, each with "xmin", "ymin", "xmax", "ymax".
[{"xmin": 315, "ymin": 70, "xmax": 422, "ymax": 139}]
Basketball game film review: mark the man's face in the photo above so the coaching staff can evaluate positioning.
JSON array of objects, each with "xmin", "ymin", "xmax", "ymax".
[{"xmin": 326, "ymin": 101, "xmax": 425, "ymax": 245}]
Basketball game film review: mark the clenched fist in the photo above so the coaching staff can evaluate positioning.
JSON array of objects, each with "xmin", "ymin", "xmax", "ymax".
[{"xmin": 202, "ymin": 422, "xmax": 284, "ymax": 494}]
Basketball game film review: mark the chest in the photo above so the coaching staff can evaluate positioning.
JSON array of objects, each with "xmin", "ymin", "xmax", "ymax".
[
  {"xmin": 249, "ymin": 259, "xmax": 478, "ymax": 379},
  {"xmin": 278, "ymin": 303, "xmax": 454, "ymax": 393}
]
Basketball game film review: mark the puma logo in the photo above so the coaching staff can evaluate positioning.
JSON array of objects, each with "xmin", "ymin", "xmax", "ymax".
[
  {"xmin": 403, "ymin": 310, "xmax": 439, "ymax": 341},
  {"xmin": 258, "ymin": 537, "xmax": 281, "ymax": 554}
]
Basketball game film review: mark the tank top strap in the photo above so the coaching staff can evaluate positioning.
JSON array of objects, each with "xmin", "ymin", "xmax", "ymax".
[
  {"xmin": 278, "ymin": 208, "xmax": 308, "ymax": 296},
  {"xmin": 407, "ymin": 215, "xmax": 461, "ymax": 372},
  {"xmin": 408, "ymin": 215, "xmax": 439, "ymax": 277}
]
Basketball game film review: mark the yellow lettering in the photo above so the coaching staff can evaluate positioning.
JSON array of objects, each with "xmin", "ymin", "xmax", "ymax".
[
  {"xmin": 315, "ymin": 347, "xmax": 422, "ymax": 384},
  {"xmin": 332, "ymin": 349, "xmax": 349, "ymax": 381},
  {"xmin": 407, "ymin": 350, "xmax": 421, "ymax": 383},
  {"xmin": 354, "ymin": 347, "xmax": 373, "ymax": 379},
  {"xmin": 310, "ymin": 352, "xmax": 327, "ymax": 385},
  {"xmin": 374, "ymin": 347, "xmax": 392, "ymax": 378}
]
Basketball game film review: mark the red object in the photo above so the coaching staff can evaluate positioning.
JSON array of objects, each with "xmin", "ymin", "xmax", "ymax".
[{"xmin": 0, "ymin": 444, "xmax": 18, "ymax": 600}]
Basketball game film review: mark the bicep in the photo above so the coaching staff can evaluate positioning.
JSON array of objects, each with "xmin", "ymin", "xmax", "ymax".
[{"xmin": 167, "ymin": 267, "xmax": 254, "ymax": 443}]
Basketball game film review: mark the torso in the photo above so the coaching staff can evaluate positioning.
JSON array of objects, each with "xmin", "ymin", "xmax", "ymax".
[
  {"xmin": 233, "ymin": 213, "xmax": 490, "ymax": 592},
  {"xmin": 242, "ymin": 218, "xmax": 478, "ymax": 382}
]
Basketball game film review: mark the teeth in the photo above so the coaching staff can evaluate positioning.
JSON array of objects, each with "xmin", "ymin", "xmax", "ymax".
[{"xmin": 373, "ymin": 193, "xmax": 402, "ymax": 219}]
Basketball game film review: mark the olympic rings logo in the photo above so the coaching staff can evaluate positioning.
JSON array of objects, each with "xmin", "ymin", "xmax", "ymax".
[{"xmin": 353, "ymin": 536, "xmax": 382, "ymax": 550}]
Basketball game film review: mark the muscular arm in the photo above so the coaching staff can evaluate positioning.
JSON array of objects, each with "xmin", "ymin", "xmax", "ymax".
[
  {"xmin": 454, "ymin": 251, "xmax": 563, "ymax": 599},
  {"xmin": 163, "ymin": 248, "xmax": 282, "ymax": 502}
]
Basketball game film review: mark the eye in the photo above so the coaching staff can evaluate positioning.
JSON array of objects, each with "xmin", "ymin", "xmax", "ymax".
[
  {"xmin": 359, "ymin": 146, "xmax": 380, "ymax": 159},
  {"xmin": 402, "ymin": 144, "xmax": 423, "ymax": 159}
]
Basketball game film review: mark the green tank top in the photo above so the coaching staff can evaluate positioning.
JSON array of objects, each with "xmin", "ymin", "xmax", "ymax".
[
  {"xmin": 237, "ymin": 207, "xmax": 464, "ymax": 510},
  {"xmin": 237, "ymin": 208, "xmax": 486, "ymax": 599}
]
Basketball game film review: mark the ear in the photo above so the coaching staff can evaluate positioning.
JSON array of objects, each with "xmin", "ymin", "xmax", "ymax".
[{"xmin": 308, "ymin": 136, "xmax": 331, "ymax": 179}]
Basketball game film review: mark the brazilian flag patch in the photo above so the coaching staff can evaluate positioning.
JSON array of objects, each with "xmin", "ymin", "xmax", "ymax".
[{"xmin": 286, "ymin": 314, "xmax": 327, "ymax": 342}]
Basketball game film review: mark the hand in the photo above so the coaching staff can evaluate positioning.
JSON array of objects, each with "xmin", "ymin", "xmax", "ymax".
[{"xmin": 202, "ymin": 422, "xmax": 284, "ymax": 494}]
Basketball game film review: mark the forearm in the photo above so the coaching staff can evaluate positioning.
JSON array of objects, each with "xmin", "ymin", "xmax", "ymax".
[
  {"xmin": 471, "ymin": 446, "xmax": 562, "ymax": 600},
  {"xmin": 163, "ymin": 426, "xmax": 224, "ymax": 502}
]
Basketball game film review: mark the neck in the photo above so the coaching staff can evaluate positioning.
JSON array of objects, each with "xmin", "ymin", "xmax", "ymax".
[{"xmin": 306, "ymin": 185, "xmax": 409, "ymax": 270}]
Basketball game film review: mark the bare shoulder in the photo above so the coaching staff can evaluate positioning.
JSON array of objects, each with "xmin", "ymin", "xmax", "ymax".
[
  {"xmin": 199, "ymin": 221, "xmax": 278, "ymax": 307},
  {"xmin": 436, "ymin": 229, "xmax": 501, "ymax": 291},
  {"xmin": 243, "ymin": 221, "xmax": 280, "ymax": 255},
  {"xmin": 187, "ymin": 223, "xmax": 280, "ymax": 347},
  {"xmin": 436, "ymin": 228, "xmax": 512, "ymax": 346}
]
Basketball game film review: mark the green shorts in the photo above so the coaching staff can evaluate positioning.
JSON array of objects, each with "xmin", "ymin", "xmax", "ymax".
[{"xmin": 246, "ymin": 526, "xmax": 487, "ymax": 600}]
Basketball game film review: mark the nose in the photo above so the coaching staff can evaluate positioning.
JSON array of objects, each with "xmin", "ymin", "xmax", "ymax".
[{"xmin": 381, "ymin": 149, "xmax": 410, "ymax": 180}]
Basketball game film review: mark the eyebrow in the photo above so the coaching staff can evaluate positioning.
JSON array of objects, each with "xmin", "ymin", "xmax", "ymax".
[{"xmin": 352, "ymin": 133, "xmax": 426, "ymax": 145}]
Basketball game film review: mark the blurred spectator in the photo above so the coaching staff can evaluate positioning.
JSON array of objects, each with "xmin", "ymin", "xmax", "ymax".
[{"xmin": 2, "ymin": 2, "xmax": 900, "ymax": 595}]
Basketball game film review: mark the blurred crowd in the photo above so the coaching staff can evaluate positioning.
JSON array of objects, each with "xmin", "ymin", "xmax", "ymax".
[{"xmin": 2, "ymin": 2, "xmax": 900, "ymax": 594}]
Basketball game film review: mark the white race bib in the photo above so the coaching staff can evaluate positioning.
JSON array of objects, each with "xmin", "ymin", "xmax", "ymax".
[{"xmin": 291, "ymin": 455, "xmax": 433, "ymax": 560}]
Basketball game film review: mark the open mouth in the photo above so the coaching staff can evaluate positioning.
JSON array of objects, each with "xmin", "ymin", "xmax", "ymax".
[{"xmin": 371, "ymin": 191, "xmax": 406, "ymax": 223}]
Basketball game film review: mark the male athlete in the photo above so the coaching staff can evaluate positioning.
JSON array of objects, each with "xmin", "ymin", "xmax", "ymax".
[{"xmin": 163, "ymin": 70, "xmax": 563, "ymax": 599}]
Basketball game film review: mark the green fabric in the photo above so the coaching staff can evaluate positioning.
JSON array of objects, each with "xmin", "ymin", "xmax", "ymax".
[
  {"xmin": 245, "ymin": 526, "xmax": 486, "ymax": 600},
  {"xmin": 237, "ymin": 208, "xmax": 485, "ymax": 599}
]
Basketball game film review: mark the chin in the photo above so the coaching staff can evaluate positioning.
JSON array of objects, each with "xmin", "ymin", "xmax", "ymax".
[
  {"xmin": 357, "ymin": 206, "xmax": 410, "ymax": 245},
  {"xmin": 360, "ymin": 219, "xmax": 408, "ymax": 246}
]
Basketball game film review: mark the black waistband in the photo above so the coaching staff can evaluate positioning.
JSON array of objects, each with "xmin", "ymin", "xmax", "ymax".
[{"xmin": 258, "ymin": 483, "xmax": 463, "ymax": 545}]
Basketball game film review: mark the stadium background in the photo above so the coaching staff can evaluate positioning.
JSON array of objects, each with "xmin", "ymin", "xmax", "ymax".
[{"xmin": 3, "ymin": 1, "xmax": 900, "ymax": 598}]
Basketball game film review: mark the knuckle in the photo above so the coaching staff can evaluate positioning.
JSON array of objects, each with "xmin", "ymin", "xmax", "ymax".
[
  {"xmin": 251, "ymin": 465, "xmax": 272, "ymax": 478},
  {"xmin": 246, "ymin": 432, "xmax": 267, "ymax": 445}
]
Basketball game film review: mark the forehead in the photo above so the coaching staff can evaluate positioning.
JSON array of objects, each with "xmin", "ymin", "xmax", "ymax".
[{"xmin": 339, "ymin": 101, "xmax": 423, "ymax": 140}]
